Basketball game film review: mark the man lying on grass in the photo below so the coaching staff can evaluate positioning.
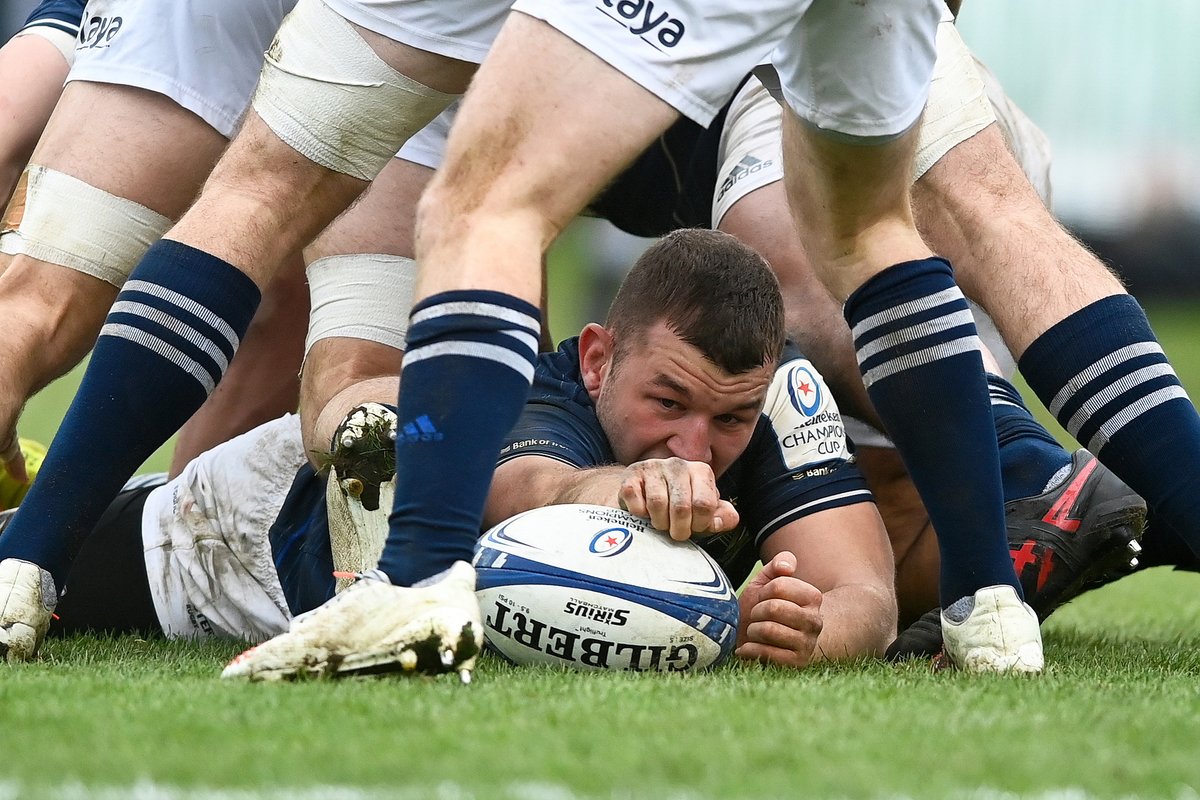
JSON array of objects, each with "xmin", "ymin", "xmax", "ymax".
[{"xmin": 1, "ymin": 230, "xmax": 1148, "ymax": 671}]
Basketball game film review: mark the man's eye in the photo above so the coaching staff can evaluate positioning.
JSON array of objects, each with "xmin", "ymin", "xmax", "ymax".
[
  {"xmin": 716, "ymin": 414, "xmax": 743, "ymax": 426},
  {"xmin": 657, "ymin": 398, "xmax": 679, "ymax": 410}
]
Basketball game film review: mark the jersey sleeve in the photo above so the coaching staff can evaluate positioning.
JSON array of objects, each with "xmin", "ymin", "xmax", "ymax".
[
  {"xmin": 731, "ymin": 351, "xmax": 874, "ymax": 548},
  {"xmin": 498, "ymin": 399, "xmax": 615, "ymax": 470}
]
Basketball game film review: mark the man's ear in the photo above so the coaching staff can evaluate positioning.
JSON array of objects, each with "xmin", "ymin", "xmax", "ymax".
[{"xmin": 578, "ymin": 323, "xmax": 614, "ymax": 399}]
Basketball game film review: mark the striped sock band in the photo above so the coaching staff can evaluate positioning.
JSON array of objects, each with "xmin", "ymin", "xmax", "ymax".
[
  {"xmin": 846, "ymin": 258, "xmax": 1019, "ymax": 603},
  {"xmin": 0, "ymin": 240, "xmax": 260, "ymax": 587},
  {"xmin": 1019, "ymin": 294, "xmax": 1200, "ymax": 557},
  {"xmin": 380, "ymin": 290, "xmax": 541, "ymax": 585}
]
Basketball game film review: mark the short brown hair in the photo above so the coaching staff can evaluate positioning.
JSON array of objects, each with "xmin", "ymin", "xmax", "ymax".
[{"xmin": 605, "ymin": 228, "xmax": 785, "ymax": 374}]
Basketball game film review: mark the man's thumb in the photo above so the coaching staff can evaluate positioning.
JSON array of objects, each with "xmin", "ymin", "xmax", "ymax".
[{"xmin": 759, "ymin": 550, "xmax": 797, "ymax": 581}]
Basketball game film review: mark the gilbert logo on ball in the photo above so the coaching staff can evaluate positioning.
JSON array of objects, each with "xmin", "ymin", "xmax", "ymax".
[{"xmin": 474, "ymin": 504, "xmax": 739, "ymax": 672}]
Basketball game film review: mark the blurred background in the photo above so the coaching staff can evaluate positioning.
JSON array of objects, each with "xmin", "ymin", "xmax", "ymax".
[{"xmin": 4, "ymin": 1, "xmax": 1199, "ymax": 466}]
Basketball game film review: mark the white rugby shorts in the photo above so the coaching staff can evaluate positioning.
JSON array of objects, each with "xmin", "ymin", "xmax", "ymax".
[
  {"xmin": 512, "ymin": 0, "xmax": 942, "ymax": 134},
  {"xmin": 323, "ymin": 0, "xmax": 511, "ymax": 64},
  {"xmin": 67, "ymin": 0, "xmax": 296, "ymax": 138},
  {"xmin": 712, "ymin": 15, "xmax": 991, "ymax": 226},
  {"xmin": 140, "ymin": 415, "xmax": 307, "ymax": 642}
]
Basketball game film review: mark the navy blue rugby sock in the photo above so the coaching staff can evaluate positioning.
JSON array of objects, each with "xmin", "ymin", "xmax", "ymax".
[
  {"xmin": 0, "ymin": 240, "xmax": 260, "ymax": 588},
  {"xmin": 1019, "ymin": 294, "xmax": 1200, "ymax": 557},
  {"xmin": 379, "ymin": 290, "xmax": 540, "ymax": 586},
  {"xmin": 988, "ymin": 374, "xmax": 1073, "ymax": 503},
  {"xmin": 845, "ymin": 258, "xmax": 1020, "ymax": 604}
]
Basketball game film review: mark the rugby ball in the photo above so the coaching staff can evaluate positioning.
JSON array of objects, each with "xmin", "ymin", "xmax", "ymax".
[{"xmin": 473, "ymin": 504, "xmax": 740, "ymax": 672}]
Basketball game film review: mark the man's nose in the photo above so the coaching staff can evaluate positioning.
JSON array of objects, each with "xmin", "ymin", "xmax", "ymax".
[{"xmin": 667, "ymin": 417, "xmax": 713, "ymax": 463}]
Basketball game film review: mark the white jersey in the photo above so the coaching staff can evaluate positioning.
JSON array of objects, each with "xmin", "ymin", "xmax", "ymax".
[{"xmin": 140, "ymin": 416, "xmax": 307, "ymax": 642}]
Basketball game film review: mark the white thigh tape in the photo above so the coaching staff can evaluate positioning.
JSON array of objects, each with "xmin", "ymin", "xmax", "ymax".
[
  {"xmin": 17, "ymin": 26, "xmax": 77, "ymax": 66},
  {"xmin": 305, "ymin": 254, "xmax": 415, "ymax": 355},
  {"xmin": 254, "ymin": 0, "xmax": 456, "ymax": 182},
  {"xmin": 0, "ymin": 231, "xmax": 22, "ymax": 256},
  {"xmin": 912, "ymin": 20, "xmax": 994, "ymax": 181},
  {"xmin": 17, "ymin": 165, "xmax": 171, "ymax": 287}
]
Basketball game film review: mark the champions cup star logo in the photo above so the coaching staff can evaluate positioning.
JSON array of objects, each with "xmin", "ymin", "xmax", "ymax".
[
  {"xmin": 589, "ymin": 527, "xmax": 633, "ymax": 557},
  {"xmin": 787, "ymin": 365, "xmax": 822, "ymax": 417}
]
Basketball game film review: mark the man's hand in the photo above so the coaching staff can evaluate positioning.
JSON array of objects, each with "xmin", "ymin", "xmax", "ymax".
[
  {"xmin": 618, "ymin": 457, "xmax": 738, "ymax": 541},
  {"xmin": 735, "ymin": 551, "xmax": 823, "ymax": 668}
]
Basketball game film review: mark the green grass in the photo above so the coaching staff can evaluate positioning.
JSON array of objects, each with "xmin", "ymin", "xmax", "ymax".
[
  {"xmin": 3, "ymin": 569, "xmax": 1200, "ymax": 799},
  {"xmin": 7, "ymin": 297, "xmax": 1200, "ymax": 797}
]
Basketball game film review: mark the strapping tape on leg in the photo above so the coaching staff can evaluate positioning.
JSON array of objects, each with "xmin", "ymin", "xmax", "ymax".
[
  {"xmin": 254, "ymin": 0, "xmax": 457, "ymax": 181},
  {"xmin": 17, "ymin": 165, "xmax": 171, "ymax": 286},
  {"xmin": 1, "ymin": 168, "xmax": 29, "ymax": 254},
  {"xmin": 17, "ymin": 26, "xmax": 77, "ymax": 66},
  {"xmin": 912, "ymin": 20, "xmax": 994, "ymax": 181},
  {"xmin": 0, "ymin": 232, "xmax": 21, "ymax": 257},
  {"xmin": 305, "ymin": 254, "xmax": 415, "ymax": 356}
]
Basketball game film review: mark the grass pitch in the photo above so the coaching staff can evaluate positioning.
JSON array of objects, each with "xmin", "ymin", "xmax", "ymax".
[
  {"xmin": 7, "ymin": 299, "xmax": 1200, "ymax": 798},
  {"xmin": 3, "ymin": 569, "xmax": 1200, "ymax": 799}
]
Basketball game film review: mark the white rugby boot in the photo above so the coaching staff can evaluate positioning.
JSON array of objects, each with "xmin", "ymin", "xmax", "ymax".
[
  {"xmin": 325, "ymin": 403, "xmax": 396, "ymax": 593},
  {"xmin": 0, "ymin": 557, "xmax": 57, "ymax": 663},
  {"xmin": 222, "ymin": 561, "xmax": 483, "ymax": 682},
  {"xmin": 940, "ymin": 585, "xmax": 1043, "ymax": 674}
]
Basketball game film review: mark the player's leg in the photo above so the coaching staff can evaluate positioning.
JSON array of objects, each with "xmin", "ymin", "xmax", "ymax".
[
  {"xmin": 295, "ymin": 158, "xmax": 427, "ymax": 586},
  {"xmin": 122, "ymin": 0, "xmax": 470, "ymax": 484},
  {"xmin": 913, "ymin": 115, "xmax": 1200, "ymax": 573},
  {"xmin": 223, "ymin": 0, "xmax": 813, "ymax": 680},
  {"xmin": 879, "ymin": 351, "xmax": 1144, "ymax": 660},
  {"xmin": 377, "ymin": 11, "xmax": 678, "ymax": 590},
  {"xmin": 1, "ymin": 14, "xmax": 309, "ymax": 474},
  {"xmin": 0, "ymin": 0, "xmax": 296, "ymax": 485},
  {"xmin": 0, "ymin": 0, "xmax": 465, "ymax": 661},
  {"xmin": 0, "ymin": 81, "xmax": 222, "ymax": 483},
  {"xmin": 714, "ymin": 20, "xmax": 1044, "ymax": 443},
  {"xmin": 775, "ymin": 0, "xmax": 1038, "ymax": 672},
  {"xmin": 299, "ymin": 156, "xmax": 431, "ymax": 460}
]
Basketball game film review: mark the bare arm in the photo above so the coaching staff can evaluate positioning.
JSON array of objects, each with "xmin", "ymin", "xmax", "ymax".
[
  {"xmin": 484, "ymin": 454, "xmax": 739, "ymax": 538},
  {"xmin": 737, "ymin": 501, "xmax": 897, "ymax": 667},
  {"xmin": 484, "ymin": 455, "xmax": 626, "ymax": 528}
]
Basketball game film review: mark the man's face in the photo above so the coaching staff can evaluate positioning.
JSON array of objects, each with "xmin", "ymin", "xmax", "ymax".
[{"xmin": 580, "ymin": 321, "xmax": 773, "ymax": 479}]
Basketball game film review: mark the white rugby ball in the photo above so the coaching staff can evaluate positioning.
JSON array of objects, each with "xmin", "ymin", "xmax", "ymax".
[{"xmin": 473, "ymin": 503, "xmax": 740, "ymax": 672}]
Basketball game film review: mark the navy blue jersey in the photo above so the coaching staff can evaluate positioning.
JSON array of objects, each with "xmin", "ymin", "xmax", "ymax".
[
  {"xmin": 271, "ymin": 339, "xmax": 871, "ymax": 610},
  {"xmin": 268, "ymin": 463, "xmax": 336, "ymax": 616},
  {"xmin": 499, "ymin": 339, "xmax": 873, "ymax": 587},
  {"xmin": 21, "ymin": 0, "xmax": 85, "ymax": 37}
]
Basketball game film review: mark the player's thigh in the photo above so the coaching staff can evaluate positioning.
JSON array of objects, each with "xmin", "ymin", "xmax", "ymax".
[
  {"xmin": 428, "ymin": 12, "xmax": 679, "ymax": 232},
  {"xmin": 912, "ymin": 124, "xmax": 1123, "ymax": 354},
  {"xmin": 31, "ymin": 82, "xmax": 226, "ymax": 220},
  {"xmin": 308, "ymin": 158, "xmax": 433, "ymax": 262}
]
